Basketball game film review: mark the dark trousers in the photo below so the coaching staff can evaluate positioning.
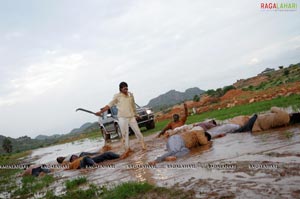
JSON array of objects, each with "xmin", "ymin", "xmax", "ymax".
[
  {"xmin": 80, "ymin": 156, "xmax": 96, "ymax": 168},
  {"xmin": 233, "ymin": 114, "xmax": 258, "ymax": 133},
  {"xmin": 92, "ymin": 152, "xmax": 120, "ymax": 163},
  {"xmin": 79, "ymin": 152, "xmax": 120, "ymax": 168},
  {"xmin": 79, "ymin": 152, "xmax": 99, "ymax": 157},
  {"xmin": 31, "ymin": 165, "xmax": 50, "ymax": 176}
]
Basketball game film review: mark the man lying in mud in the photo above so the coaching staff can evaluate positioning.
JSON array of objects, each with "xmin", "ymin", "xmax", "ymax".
[
  {"xmin": 56, "ymin": 151, "xmax": 100, "ymax": 164},
  {"xmin": 204, "ymin": 114, "xmax": 258, "ymax": 138},
  {"xmin": 173, "ymin": 107, "xmax": 290, "ymax": 138},
  {"xmin": 160, "ymin": 114, "xmax": 257, "ymax": 140},
  {"xmin": 21, "ymin": 164, "xmax": 51, "ymax": 177},
  {"xmin": 149, "ymin": 128, "xmax": 211, "ymax": 165},
  {"xmin": 230, "ymin": 106, "xmax": 290, "ymax": 132},
  {"xmin": 156, "ymin": 103, "xmax": 189, "ymax": 138},
  {"xmin": 61, "ymin": 151, "xmax": 120, "ymax": 170}
]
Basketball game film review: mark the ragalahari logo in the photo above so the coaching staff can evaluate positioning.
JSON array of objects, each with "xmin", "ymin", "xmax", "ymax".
[{"xmin": 260, "ymin": 2, "xmax": 297, "ymax": 11}]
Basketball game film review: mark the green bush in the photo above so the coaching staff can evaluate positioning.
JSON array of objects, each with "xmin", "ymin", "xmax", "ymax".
[
  {"xmin": 193, "ymin": 95, "xmax": 200, "ymax": 102},
  {"xmin": 284, "ymin": 69, "xmax": 290, "ymax": 76}
]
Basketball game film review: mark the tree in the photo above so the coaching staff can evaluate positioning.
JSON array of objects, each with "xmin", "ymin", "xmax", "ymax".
[
  {"xmin": 2, "ymin": 138, "xmax": 13, "ymax": 153},
  {"xmin": 223, "ymin": 85, "xmax": 235, "ymax": 94},
  {"xmin": 216, "ymin": 88, "xmax": 223, "ymax": 97},
  {"xmin": 193, "ymin": 95, "xmax": 200, "ymax": 102},
  {"xmin": 278, "ymin": 66, "xmax": 284, "ymax": 69}
]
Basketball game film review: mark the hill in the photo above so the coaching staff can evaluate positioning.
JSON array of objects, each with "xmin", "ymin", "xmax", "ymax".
[
  {"xmin": 156, "ymin": 62, "xmax": 300, "ymax": 121},
  {"xmin": 0, "ymin": 135, "xmax": 57, "ymax": 154},
  {"xmin": 0, "ymin": 122, "xmax": 100, "ymax": 154},
  {"xmin": 146, "ymin": 87, "xmax": 205, "ymax": 111}
]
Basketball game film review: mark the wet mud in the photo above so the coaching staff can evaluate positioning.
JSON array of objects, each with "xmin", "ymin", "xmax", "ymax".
[{"xmin": 24, "ymin": 124, "xmax": 300, "ymax": 198}]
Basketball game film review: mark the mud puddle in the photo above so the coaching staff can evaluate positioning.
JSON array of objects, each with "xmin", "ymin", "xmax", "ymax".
[{"xmin": 23, "ymin": 124, "xmax": 300, "ymax": 198}]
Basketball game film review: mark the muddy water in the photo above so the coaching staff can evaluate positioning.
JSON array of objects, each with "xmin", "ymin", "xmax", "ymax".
[
  {"xmin": 25, "ymin": 125, "xmax": 300, "ymax": 198},
  {"xmin": 28, "ymin": 138, "xmax": 104, "ymax": 164}
]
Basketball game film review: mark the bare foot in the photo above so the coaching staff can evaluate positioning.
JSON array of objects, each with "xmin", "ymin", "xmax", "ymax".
[
  {"xmin": 165, "ymin": 156, "xmax": 177, "ymax": 161},
  {"xmin": 120, "ymin": 149, "xmax": 131, "ymax": 159},
  {"xmin": 128, "ymin": 148, "xmax": 134, "ymax": 153},
  {"xmin": 141, "ymin": 142, "xmax": 147, "ymax": 150},
  {"xmin": 148, "ymin": 161, "xmax": 157, "ymax": 166},
  {"xmin": 101, "ymin": 145, "xmax": 112, "ymax": 152}
]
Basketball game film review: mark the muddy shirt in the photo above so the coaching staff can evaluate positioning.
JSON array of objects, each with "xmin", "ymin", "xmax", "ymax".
[
  {"xmin": 253, "ymin": 107, "xmax": 290, "ymax": 132},
  {"xmin": 65, "ymin": 157, "xmax": 84, "ymax": 170},
  {"xmin": 108, "ymin": 92, "xmax": 137, "ymax": 118},
  {"xmin": 180, "ymin": 129, "xmax": 208, "ymax": 148}
]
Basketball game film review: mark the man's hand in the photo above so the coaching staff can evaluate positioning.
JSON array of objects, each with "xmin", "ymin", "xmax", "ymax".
[
  {"xmin": 156, "ymin": 131, "xmax": 164, "ymax": 138},
  {"xmin": 164, "ymin": 132, "xmax": 170, "ymax": 138},
  {"xmin": 96, "ymin": 105, "xmax": 109, "ymax": 116},
  {"xmin": 216, "ymin": 133, "xmax": 226, "ymax": 138}
]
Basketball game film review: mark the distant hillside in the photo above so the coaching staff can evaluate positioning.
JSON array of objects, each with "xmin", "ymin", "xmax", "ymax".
[
  {"xmin": 0, "ymin": 122, "xmax": 101, "ymax": 154},
  {"xmin": 69, "ymin": 122, "xmax": 99, "ymax": 134},
  {"xmin": 35, "ymin": 134, "xmax": 61, "ymax": 140},
  {"xmin": 0, "ymin": 135, "xmax": 57, "ymax": 154},
  {"xmin": 147, "ymin": 87, "xmax": 205, "ymax": 111}
]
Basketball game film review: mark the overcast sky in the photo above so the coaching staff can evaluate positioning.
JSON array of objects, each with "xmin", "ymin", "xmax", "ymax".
[{"xmin": 0, "ymin": 0, "xmax": 299, "ymax": 138}]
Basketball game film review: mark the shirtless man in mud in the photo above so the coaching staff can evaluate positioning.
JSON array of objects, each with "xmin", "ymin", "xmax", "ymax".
[{"xmin": 156, "ymin": 103, "xmax": 189, "ymax": 138}]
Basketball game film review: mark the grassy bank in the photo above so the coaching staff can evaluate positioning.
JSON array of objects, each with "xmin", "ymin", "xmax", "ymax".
[
  {"xmin": 0, "ymin": 151, "xmax": 31, "ymax": 194},
  {"xmin": 43, "ymin": 181, "xmax": 194, "ymax": 199}
]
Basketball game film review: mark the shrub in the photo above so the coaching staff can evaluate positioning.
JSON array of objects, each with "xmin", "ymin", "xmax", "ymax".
[
  {"xmin": 284, "ymin": 69, "xmax": 289, "ymax": 76},
  {"xmin": 193, "ymin": 95, "xmax": 200, "ymax": 102}
]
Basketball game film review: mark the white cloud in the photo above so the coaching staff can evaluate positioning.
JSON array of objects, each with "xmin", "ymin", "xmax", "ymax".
[
  {"xmin": 248, "ymin": 58, "xmax": 259, "ymax": 65},
  {"xmin": 0, "ymin": 53, "xmax": 84, "ymax": 107}
]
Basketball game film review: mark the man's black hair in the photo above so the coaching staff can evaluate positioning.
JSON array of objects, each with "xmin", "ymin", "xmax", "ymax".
[
  {"xmin": 173, "ymin": 114, "xmax": 180, "ymax": 121},
  {"xmin": 205, "ymin": 132, "xmax": 212, "ymax": 141},
  {"xmin": 290, "ymin": 112, "xmax": 300, "ymax": 124},
  {"xmin": 119, "ymin": 82, "xmax": 128, "ymax": 91},
  {"xmin": 211, "ymin": 120, "xmax": 217, "ymax": 125}
]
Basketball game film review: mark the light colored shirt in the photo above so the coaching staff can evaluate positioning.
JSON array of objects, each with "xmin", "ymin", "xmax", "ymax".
[
  {"xmin": 207, "ymin": 124, "xmax": 240, "ymax": 138},
  {"xmin": 108, "ymin": 92, "xmax": 137, "ymax": 118},
  {"xmin": 180, "ymin": 129, "xmax": 208, "ymax": 148}
]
